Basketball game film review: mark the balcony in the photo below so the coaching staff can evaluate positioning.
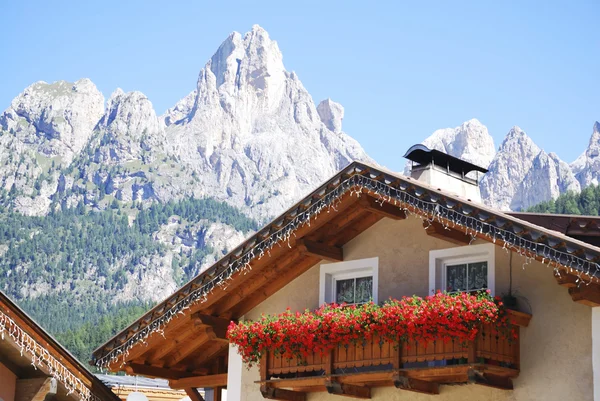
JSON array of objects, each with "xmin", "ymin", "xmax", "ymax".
[{"xmin": 257, "ymin": 310, "xmax": 531, "ymax": 399}]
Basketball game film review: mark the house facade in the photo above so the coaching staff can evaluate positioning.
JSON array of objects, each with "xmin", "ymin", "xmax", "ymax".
[{"xmin": 93, "ymin": 149, "xmax": 600, "ymax": 401}]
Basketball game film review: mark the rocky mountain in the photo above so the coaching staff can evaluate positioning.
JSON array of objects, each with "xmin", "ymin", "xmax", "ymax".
[
  {"xmin": 417, "ymin": 120, "xmax": 596, "ymax": 211},
  {"xmin": 0, "ymin": 25, "xmax": 371, "ymax": 322},
  {"xmin": 161, "ymin": 25, "xmax": 370, "ymax": 221}
]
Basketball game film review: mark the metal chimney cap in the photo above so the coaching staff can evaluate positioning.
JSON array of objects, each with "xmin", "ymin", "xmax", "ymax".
[{"xmin": 403, "ymin": 144, "xmax": 488, "ymax": 175}]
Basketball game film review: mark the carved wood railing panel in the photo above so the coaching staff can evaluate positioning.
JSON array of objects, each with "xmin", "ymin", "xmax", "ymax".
[{"xmin": 263, "ymin": 317, "xmax": 525, "ymax": 379}]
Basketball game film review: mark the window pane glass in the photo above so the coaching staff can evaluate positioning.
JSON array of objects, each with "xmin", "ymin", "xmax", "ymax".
[
  {"xmin": 468, "ymin": 262, "xmax": 488, "ymax": 291},
  {"xmin": 355, "ymin": 276, "xmax": 373, "ymax": 303},
  {"xmin": 335, "ymin": 279, "xmax": 355, "ymax": 304},
  {"xmin": 446, "ymin": 264, "xmax": 467, "ymax": 292}
]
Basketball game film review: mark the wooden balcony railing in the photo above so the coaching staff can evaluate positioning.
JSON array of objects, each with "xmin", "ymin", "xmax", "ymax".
[{"xmin": 258, "ymin": 310, "xmax": 531, "ymax": 399}]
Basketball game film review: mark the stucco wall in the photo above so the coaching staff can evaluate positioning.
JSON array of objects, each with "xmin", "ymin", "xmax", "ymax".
[
  {"xmin": 238, "ymin": 216, "xmax": 593, "ymax": 401},
  {"xmin": 0, "ymin": 361, "xmax": 16, "ymax": 401}
]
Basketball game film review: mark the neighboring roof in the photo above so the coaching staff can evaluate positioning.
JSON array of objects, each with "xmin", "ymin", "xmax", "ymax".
[
  {"xmin": 0, "ymin": 291, "xmax": 120, "ymax": 401},
  {"xmin": 97, "ymin": 375, "xmax": 172, "ymax": 390},
  {"xmin": 508, "ymin": 212, "xmax": 600, "ymax": 246},
  {"xmin": 403, "ymin": 144, "xmax": 489, "ymax": 174},
  {"xmin": 93, "ymin": 161, "xmax": 600, "ymax": 371},
  {"xmin": 97, "ymin": 374, "xmax": 190, "ymax": 401}
]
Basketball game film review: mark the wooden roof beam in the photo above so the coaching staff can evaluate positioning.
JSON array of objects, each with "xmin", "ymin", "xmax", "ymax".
[
  {"xmin": 297, "ymin": 239, "xmax": 343, "ymax": 262},
  {"xmin": 229, "ymin": 256, "xmax": 319, "ymax": 317},
  {"xmin": 325, "ymin": 380, "xmax": 371, "ymax": 398},
  {"xmin": 360, "ymin": 195, "xmax": 406, "ymax": 220},
  {"xmin": 184, "ymin": 341, "xmax": 229, "ymax": 371},
  {"xmin": 424, "ymin": 221, "xmax": 470, "ymax": 245},
  {"xmin": 124, "ymin": 362, "xmax": 206, "ymax": 379},
  {"xmin": 16, "ymin": 378, "xmax": 56, "ymax": 401},
  {"xmin": 170, "ymin": 373, "xmax": 228, "ymax": 389},
  {"xmin": 192, "ymin": 313, "xmax": 232, "ymax": 339},
  {"xmin": 206, "ymin": 250, "xmax": 305, "ymax": 316},
  {"xmin": 162, "ymin": 328, "xmax": 218, "ymax": 368}
]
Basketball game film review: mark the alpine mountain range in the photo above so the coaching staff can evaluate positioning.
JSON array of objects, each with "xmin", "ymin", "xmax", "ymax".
[{"xmin": 0, "ymin": 24, "xmax": 598, "ymax": 312}]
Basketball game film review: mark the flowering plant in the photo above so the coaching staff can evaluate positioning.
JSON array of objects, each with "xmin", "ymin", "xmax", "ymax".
[{"xmin": 227, "ymin": 291, "xmax": 513, "ymax": 366}]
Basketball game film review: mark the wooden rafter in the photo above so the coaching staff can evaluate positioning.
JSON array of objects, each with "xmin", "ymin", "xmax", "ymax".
[
  {"xmin": 124, "ymin": 362, "xmax": 205, "ymax": 379},
  {"xmin": 16, "ymin": 378, "xmax": 56, "ymax": 401},
  {"xmin": 229, "ymin": 256, "xmax": 320, "ymax": 317},
  {"xmin": 192, "ymin": 313, "xmax": 231, "ymax": 339},
  {"xmin": 297, "ymin": 239, "xmax": 343, "ymax": 262},
  {"xmin": 423, "ymin": 220, "xmax": 470, "ymax": 245},
  {"xmin": 162, "ymin": 328, "xmax": 218, "ymax": 368},
  {"xmin": 359, "ymin": 195, "xmax": 407, "ymax": 220},
  {"xmin": 169, "ymin": 373, "xmax": 228, "ymax": 389},
  {"xmin": 208, "ymin": 250, "xmax": 305, "ymax": 316},
  {"xmin": 181, "ymin": 341, "xmax": 229, "ymax": 371}
]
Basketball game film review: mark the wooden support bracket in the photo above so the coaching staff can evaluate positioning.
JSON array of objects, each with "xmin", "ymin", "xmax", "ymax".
[
  {"xmin": 184, "ymin": 388, "xmax": 205, "ymax": 401},
  {"xmin": 392, "ymin": 374, "xmax": 440, "ymax": 395},
  {"xmin": 472, "ymin": 372, "xmax": 514, "ymax": 390},
  {"xmin": 569, "ymin": 285, "xmax": 600, "ymax": 307},
  {"xmin": 260, "ymin": 386, "xmax": 306, "ymax": 401},
  {"xmin": 325, "ymin": 380, "xmax": 371, "ymax": 399}
]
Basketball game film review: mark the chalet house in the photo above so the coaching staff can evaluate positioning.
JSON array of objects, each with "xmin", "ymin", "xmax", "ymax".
[
  {"xmin": 0, "ymin": 291, "xmax": 119, "ymax": 401},
  {"xmin": 93, "ymin": 146, "xmax": 600, "ymax": 401}
]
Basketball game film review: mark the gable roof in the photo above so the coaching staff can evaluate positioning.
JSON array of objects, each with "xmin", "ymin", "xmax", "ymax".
[
  {"xmin": 0, "ymin": 291, "xmax": 120, "ymax": 401},
  {"xmin": 92, "ymin": 161, "xmax": 600, "ymax": 372}
]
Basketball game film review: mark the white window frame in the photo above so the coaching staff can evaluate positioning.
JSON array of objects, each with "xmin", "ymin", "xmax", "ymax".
[
  {"xmin": 429, "ymin": 243, "xmax": 495, "ymax": 296},
  {"xmin": 319, "ymin": 257, "xmax": 379, "ymax": 305}
]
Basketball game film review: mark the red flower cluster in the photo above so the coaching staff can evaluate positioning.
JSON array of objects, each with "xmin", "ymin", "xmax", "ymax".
[{"xmin": 227, "ymin": 291, "xmax": 510, "ymax": 366}]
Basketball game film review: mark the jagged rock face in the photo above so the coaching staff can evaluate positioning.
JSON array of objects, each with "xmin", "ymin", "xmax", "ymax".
[
  {"xmin": 571, "ymin": 122, "xmax": 600, "ymax": 187},
  {"xmin": 511, "ymin": 152, "xmax": 580, "ymax": 211},
  {"xmin": 0, "ymin": 79, "xmax": 104, "ymax": 163},
  {"xmin": 94, "ymin": 89, "xmax": 165, "ymax": 164},
  {"xmin": 162, "ymin": 90, "xmax": 197, "ymax": 127},
  {"xmin": 480, "ymin": 127, "xmax": 580, "ymax": 210},
  {"xmin": 420, "ymin": 119, "xmax": 496, "ymax": 169},
  {"xmin": 162, "ymin": 25, "xmax": 371, "ymax": 221},
  {"xmin": 317, "ymin": 99, "xmax": 344, "ymax": 133}
]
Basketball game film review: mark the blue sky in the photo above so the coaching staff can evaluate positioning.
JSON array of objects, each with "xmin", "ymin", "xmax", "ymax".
[{"xmin": 1, "ymin": 1, "xmax": 598, "ymax": 171}]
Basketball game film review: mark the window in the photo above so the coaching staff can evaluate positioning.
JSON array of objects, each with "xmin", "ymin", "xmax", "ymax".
[
  {"xmin": 320, "ymin": 257, "xmax": 378, "ymax": 305},
  {"xmin": 445, "ymin": 261, "xmax": 488, "ymax": 293},
  {"xmin": 429, "ymin": 244, "xmax": 495, "ymax": 296}
]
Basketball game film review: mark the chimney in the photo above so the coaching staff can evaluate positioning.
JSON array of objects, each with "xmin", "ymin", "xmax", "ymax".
[{"xmin": 403, "ymin": 144, "xmax": 487, "ymax": 203}]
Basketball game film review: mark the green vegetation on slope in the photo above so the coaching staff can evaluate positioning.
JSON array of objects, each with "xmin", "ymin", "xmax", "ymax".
[
  {"xmin": 526, "ymin": 185, "xmax": 600, "ymax": 215},
  {"xmin": 0, "ymin": 197, "xmax": 258, "ymax": 366}
]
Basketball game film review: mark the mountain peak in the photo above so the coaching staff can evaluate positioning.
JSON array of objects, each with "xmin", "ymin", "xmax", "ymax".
[
  {"xmin": 205, "ymin": 25, "xmax": 284, "ymax": 94},
  {"xmin": 0, "ymin": 78, "xmax": 104, "ymax": 161}
]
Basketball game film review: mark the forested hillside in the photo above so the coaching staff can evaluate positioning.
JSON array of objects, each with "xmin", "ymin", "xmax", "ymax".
[
  {"xmin": 0, "ymin": 197, "xmax": 258, "ymax": 365},
  {"xmin": 526, "ymin": 185, "xmax": 600, "ymax": 215}
]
